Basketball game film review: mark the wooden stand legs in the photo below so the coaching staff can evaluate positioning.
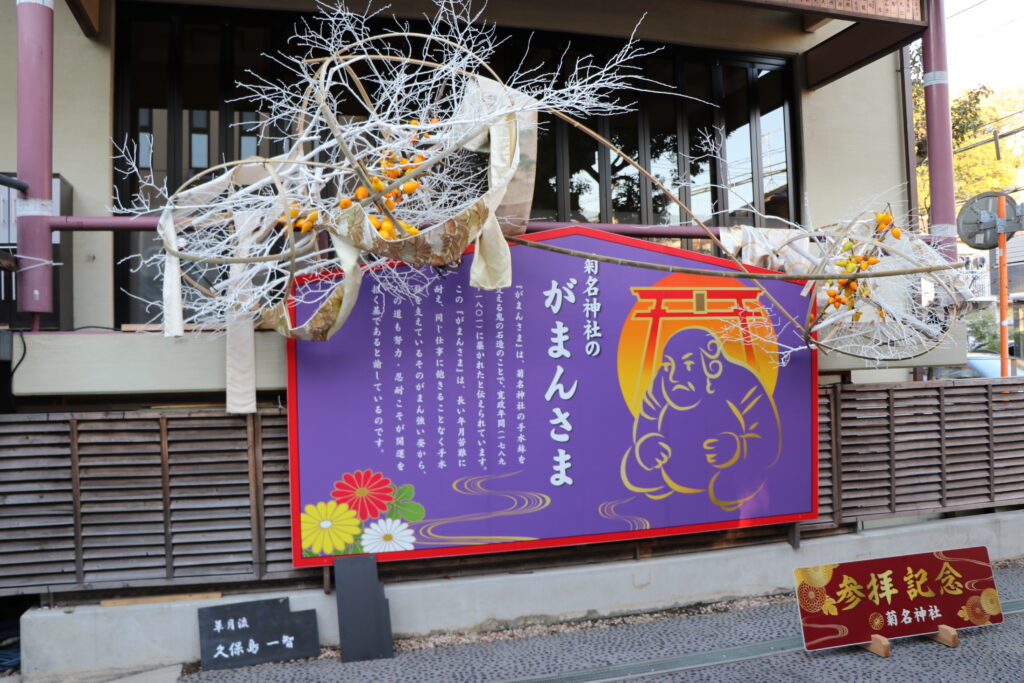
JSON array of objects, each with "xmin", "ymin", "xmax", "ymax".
[
  {"xmin": 860, "ymin": 634, "xmax": 891, "ymax": 657},
  {"xmin": 860, "ymin": 625, "xmax": 959, "ymax": 658},
  {"xmin": 927, "ymin": 624, "xmax": 960, "ymax": 648}
]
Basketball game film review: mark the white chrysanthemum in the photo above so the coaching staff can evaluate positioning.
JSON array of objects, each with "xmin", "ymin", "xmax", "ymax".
[{"xmin": 362, "ymin": 518, "xmax": 415, "ymax": 553}]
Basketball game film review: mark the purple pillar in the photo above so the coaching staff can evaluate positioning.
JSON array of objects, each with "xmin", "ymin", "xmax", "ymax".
[
  {"xmin": 922, "ymin": 0, "xmax": 956, "ymax": 246},
  {"xmin": 16, "ymin": 0, "xmax": 55, "ymax": 317}
]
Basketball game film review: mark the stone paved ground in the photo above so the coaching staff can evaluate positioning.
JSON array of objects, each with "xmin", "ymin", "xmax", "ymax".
[{"xmin": 179, "ymin": 564, "xmax": 1024, "ymax": 683}]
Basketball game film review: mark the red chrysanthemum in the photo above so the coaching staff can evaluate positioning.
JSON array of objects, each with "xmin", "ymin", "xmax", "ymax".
[{"xmin": 331, "ymin": 469, "xmax": 394, "ymax": 520}]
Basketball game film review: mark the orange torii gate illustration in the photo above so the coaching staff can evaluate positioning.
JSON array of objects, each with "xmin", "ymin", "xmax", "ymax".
[{"xmin": 627, "ymin": 285, "xmax": 769, "ymax": 411}]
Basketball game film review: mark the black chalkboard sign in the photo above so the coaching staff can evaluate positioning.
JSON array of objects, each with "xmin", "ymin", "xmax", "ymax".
[
  {"xmin": 198, "ymin": 598, "xmax": 319, "ymax": 670},
  {"xmin": 335, "ymin": 555, "xmax": 394, "ymax": 662}
]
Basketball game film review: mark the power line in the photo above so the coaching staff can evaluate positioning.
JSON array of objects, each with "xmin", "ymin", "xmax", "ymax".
[
  {"xmin": 954, "ymin": 124, "xmax": 1024, "ymax": 154},
  {"xmin": 972, "ymin": 109, "xmax": 1024, "ymax": 133},
  {"xmin": 948, "ymin": 0, "xmax": 992, "ymax": 20},
  {"xmin": 960, "ymin": 13, "xmax": 1024, "ymax": 43}
]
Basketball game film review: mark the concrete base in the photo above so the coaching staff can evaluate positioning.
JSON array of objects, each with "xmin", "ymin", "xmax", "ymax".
[
  {"xmin": 20, "ymin": 510, "xmax": 1024, "ymax": 681},
  {"xmin": 107, "ymin": 665, "xmax": 182, "ymax": 683}
]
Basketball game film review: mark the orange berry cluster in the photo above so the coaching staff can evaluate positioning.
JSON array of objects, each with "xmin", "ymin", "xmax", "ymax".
[
  {"xmin": 336, "ymin": 119, "xmax": 436, "ymax": 241},
  {"xmin": 875, "ymin": 212, "xmax": 902, "ymax": 240},
  {"xmin": 824, "ymin": 288, "xmax": 849, "ymax": 310},
  {"xmin": 276, "ymin": 201, "xmax": 319, "ymax": 233},
  {"xmin": 408, "ymin": 117, "xmax": 439, "ymax": 144},
  {"xmin": 826, "ymin": 212, "xmax": 903, "ymax": 318}
]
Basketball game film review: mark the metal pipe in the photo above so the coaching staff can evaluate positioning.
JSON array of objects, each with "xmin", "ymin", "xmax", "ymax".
[
  {"xmin": 526, "ymin": 221, "xmax": 720, "ymax": 238},
  {"xmin": 922, "ymin": 0, "xmax": 957, "ymax": 257},
  {"xmin": 998, "ymin": 195, "xmax": 1009, "ymax": 377},
  {"xmin": 16, "ymin": 0, "xmax": 54, "ymax": 314},
  {"xmin": 49, "ymin": 216, "xmax": 160, "ymax": 231},
  {"xmin": 47, "ymin": 218, "xmax": 722, "ymax": 238},
  {"xmin": 0, "ymin": 174, "xmax": 30, "ymax": 194}
]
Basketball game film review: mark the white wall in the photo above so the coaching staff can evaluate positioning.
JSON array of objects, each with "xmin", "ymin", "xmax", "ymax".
[
  {"xmin": 0, "ymin": 1, "xmax": 115, "ymax": 328},
  {"xmin": 12, "ymin": 331, "xmax": 286, "ymax": 395},
  {"xmin": 801, "ymin": 52, "xmax": 911, "ymax": 229}
]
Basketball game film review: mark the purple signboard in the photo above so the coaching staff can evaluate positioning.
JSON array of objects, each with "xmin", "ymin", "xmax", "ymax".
[{"xmin": 288, "ymin": 227, "xmax": 818, "ymax": 566}]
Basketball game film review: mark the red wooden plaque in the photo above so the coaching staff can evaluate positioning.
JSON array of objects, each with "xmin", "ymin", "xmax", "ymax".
[{"xmin": 794, "ymin": 546, "xmax": 1003, "ymax": 650}]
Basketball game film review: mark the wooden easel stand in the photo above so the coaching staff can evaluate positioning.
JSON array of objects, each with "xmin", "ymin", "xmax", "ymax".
[{"xmin": 859, "ymin": 625, "xmax": 960, "ymax": 658}]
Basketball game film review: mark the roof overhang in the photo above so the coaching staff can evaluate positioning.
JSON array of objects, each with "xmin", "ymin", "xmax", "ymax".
[
  {"xmin": 726, "ymin": 0, "xmax": 924, "ymax": 25},
  {"xmin": 69, "ymin": 0, "xmax": 928, "ymax": 90},
  {"xmin": 721, "ymin": 0, "xmax": 928, "ymax": 89},
  {"xmin": 66, "ymin": 0, "xmax": 103, "ymax": 38},
  {"xmin": 802, "ymin": 14, "xmax": 925, "ymax": 88}
]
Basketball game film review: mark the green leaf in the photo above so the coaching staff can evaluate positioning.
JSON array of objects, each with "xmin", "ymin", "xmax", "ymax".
[
  {"xmin": 393, "ymin": 484, "xmax": 415, "ymax": 502},
  {"xmin": 386, "ymin": 507, "xmax": 401, "ymax": 520},
  {"xmin": 394, "ymin": 501, "xmax": 425, "ymax": 522},
  {"xmin": 340, "ymin": 541, "xmax": 364, "ymax": 555}
]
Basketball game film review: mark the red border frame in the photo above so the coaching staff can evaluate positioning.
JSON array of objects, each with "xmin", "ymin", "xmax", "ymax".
[{"xmin": 287, "ymin": 227, "xmax": 819, "ymax": 567}]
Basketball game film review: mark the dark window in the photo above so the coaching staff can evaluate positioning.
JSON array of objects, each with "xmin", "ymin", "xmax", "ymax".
[
  {"xmin": 520, "ymin": 48, "xmax": 797, "ymax": 238},
  {"xmin": 115, "ymin": 5, "xmax": 294, "ymax": 324},
  {"xmin": 114, "ymin": 5, "xmax": 799, "ymax": 323}
]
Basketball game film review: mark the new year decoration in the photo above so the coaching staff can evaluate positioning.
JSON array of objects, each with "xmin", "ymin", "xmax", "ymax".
[
  {"xmin": 116, "ymin": 1, "xmax": 656, "ymax": 342},
  {"xmin": 116, "ymin": 0, "xmax": 970, "ymax": 412}
]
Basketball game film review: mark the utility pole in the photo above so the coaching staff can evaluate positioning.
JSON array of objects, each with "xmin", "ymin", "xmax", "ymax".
[{"xmin": 922, "ymin": 0, "xmax": 957, "ymax": 257}]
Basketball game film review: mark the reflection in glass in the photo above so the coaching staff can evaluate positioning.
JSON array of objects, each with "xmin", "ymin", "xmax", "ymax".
[
  {"xmin": 189, "ymin": 109, "xmax": 210, "ymax": 171},
  {"xmin": 530, "ymin": 115, "xmax": 559, "ymax": 221},
  {"xmin": 125, "ymin": 20, "xmax": 170, "ymax": 324},
  {"xmin": 722, "ymin": 66, "xmax": 754, "ymax": 225},
  {"xmin": 234, "ymin": 26, "xmax": 279, "ymax": 157},
  {"xmin": 684, "ymin": 62, "xmax": 715, "ymax": 225},
  {"xmin": 138, "ymin": 108, "xmax": 153, "ymax": 170},
  {"xmin": 609, "ymin": 113, "xmax": 640, "ymax": 224},
  {"xmin": 758, "ymin": 69, "xmax": 790, "ymax": 227},
  {"xmin": 237, "ymin": 111, "xmax": 259, "ymax": 159},
  {"xmin": 647, "ymin": 55, "xmax": 680, "ymax": 225},
  {"xmin": 567, "ymin": 123, "xmax": 600, "ymax": 222},
  {"xmin": 182, "ymin": 23, "xmax": 221, "ymax": 174}
]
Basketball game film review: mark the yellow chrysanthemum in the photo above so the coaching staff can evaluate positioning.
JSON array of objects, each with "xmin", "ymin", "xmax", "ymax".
[
  {"xmin": 795, "ymin": 564, "xmax": 838, "ymax": 588},
  {"xmin": 300, "ymin": 501, "xmax": 360, "ymax": 555},
  {"xmin": 980, "ymin": 587, "xmax": 1001, "ymax": 616}
]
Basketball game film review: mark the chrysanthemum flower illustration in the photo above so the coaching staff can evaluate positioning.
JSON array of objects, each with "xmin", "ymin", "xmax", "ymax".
[
  {"xmin": 331, "ymin": 469, "xmax": 394, "ymax": 520},
  {"xmin": 300, "ymin": 501, "xmax": 361, "ymax": 555},
  {"xmin": 362, "ymin": 518, "xmax": 415, "ymax": 553}
]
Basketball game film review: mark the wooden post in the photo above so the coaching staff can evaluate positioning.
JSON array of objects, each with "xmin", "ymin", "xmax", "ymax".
[
  {"xmin": 927, "ymin": 624, "xmax": 959, "ymax": 648},
  {"xmin": 860, "ymin": 634, "xmax": 891, "ymax": 658}
]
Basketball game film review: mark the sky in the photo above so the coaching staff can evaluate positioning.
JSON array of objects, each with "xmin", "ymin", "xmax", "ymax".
[{"xmin": 943, "ymin": 0, "xmax": 1024, "ymax": 95}]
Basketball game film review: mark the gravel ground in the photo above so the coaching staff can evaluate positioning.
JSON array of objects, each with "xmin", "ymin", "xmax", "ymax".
[{"xmin": 177, "ymin": 559, "xmax": 1024, "ymax": 682}]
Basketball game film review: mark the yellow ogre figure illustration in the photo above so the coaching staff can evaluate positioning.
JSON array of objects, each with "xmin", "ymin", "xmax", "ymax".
[{"xmin": 620, "ymin": 313, "xmax": 783, "ymax": 512}]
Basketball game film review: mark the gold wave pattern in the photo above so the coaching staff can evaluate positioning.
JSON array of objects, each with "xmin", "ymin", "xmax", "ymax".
[
  {"xmin": 597, "ymin": 497, "xmax": 651, "ymax": 531},
  {"xmin": 965, "ymin": 577, "xmax": 995, "ymax": 591},
  {"xmin": 801, "ymin": 620, "xmax": 850, "ymax": 649},
  {"xmin": 932, "ymin": 551, "xmax": 991, "ymax": 569},
  {"xmin": 932, "ymin": 551, "xmax": 994, "ymax": 589},
  {"xmin": 414, "ymin": 471, "xmax": 551, "ymax": 546}
]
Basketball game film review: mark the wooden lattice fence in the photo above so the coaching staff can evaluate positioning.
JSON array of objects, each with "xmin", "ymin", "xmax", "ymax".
[{"xmin": 1, "ymin": 377, "xmax": 1022, "ymax": 596}]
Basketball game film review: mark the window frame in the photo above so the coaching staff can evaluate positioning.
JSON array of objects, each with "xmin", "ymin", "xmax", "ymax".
[{"xmin": 112, "ymin": 2, "xmax": 803, "ymax": 323}]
